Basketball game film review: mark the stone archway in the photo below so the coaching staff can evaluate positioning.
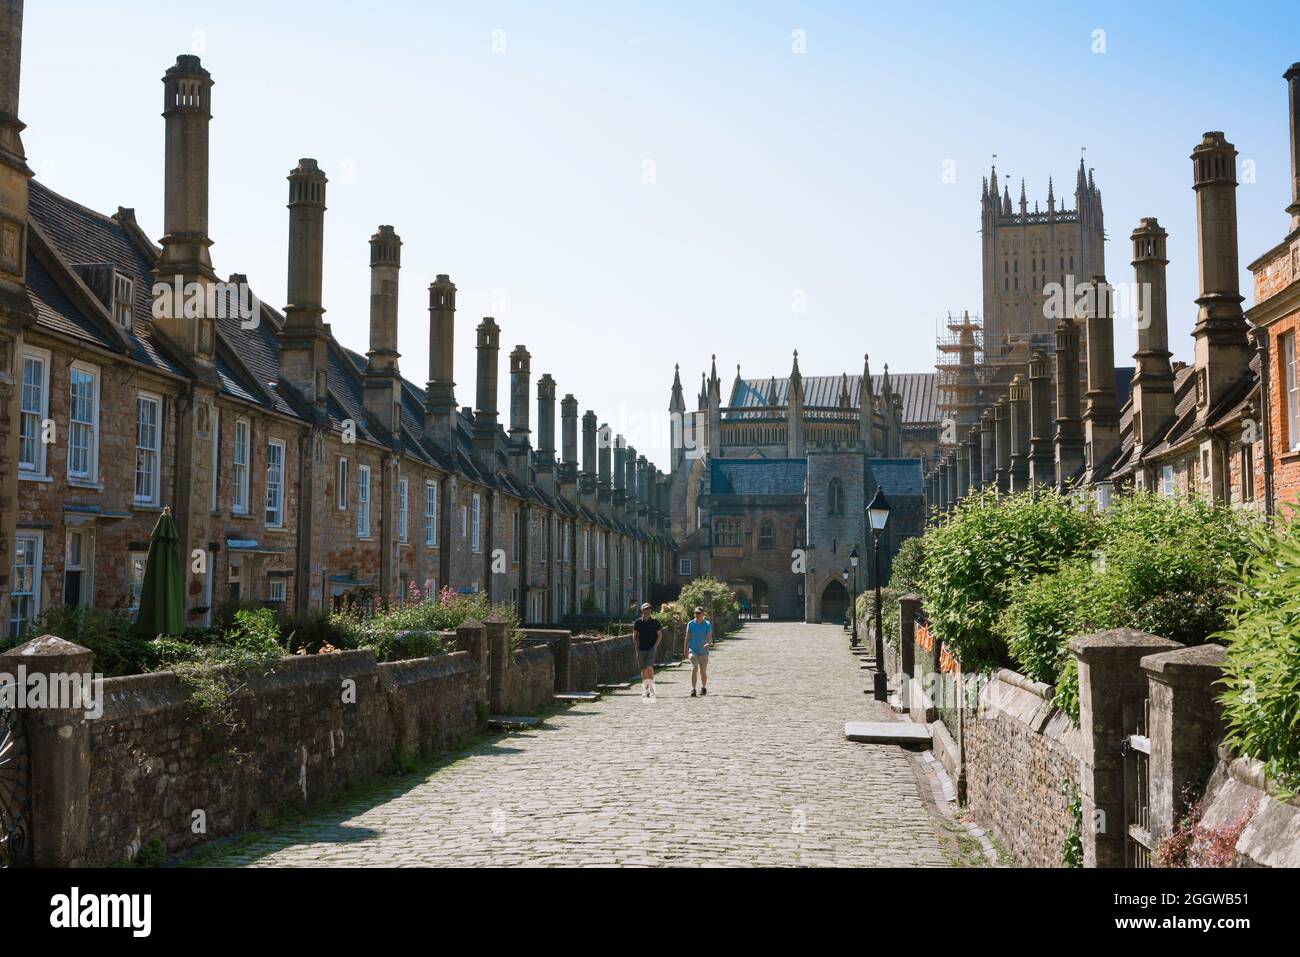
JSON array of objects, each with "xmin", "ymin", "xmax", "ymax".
[{"xmin": 820, "ymin": 580, "xmax": 849, "ymax": 624}]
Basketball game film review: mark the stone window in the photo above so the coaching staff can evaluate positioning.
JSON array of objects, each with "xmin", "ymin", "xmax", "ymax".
[
  {"xmin": 471, "ymin": 493, "xmax": 482, "ymax": 553},
  {"xmin": 679, "ymin": 558, "xmax": 693, "ymax": 577},
  {"xmin": 759, "ymin": 520, "xmax": 775, "ymax": 549},
  {"xmin": 1285, "ymin": 331, "xmax": 1300, "ymax": 450},
  {"xmin": 511, "ymin": 510, "xmax": 520, "ymax": 562},
  {"xmin": 128, "ymin": 552, "xmax": 147, "ymax": 613},
  {"xmin": 828, "ymin": 478, "xmax": 844, "ymax": 516},
  {"xmin": 19, "ymin": 348, "xmax": 49, "ymax": 476},
  {"xmin": 233, "ymin": 419, "xmax": 250, "ymax": 513},
  {"xmin": 398, "ymin": 478, "xmax": 409, "ymax": 544},
  {"xmin": 1160, "ymin": 464, "xmax": 1176, "ymax": 498},
  {"xmin": 68, "ymin": 362, "xmax": 100, "ymax": 484},
  {"xmin": 583, "ymin": 528, "xmax": 591, "ymax": 570},
  {"xmin": 210, "ymin": 409, "xmax": 220, "ymax": 513},
  {"xmin": 265, "ymin": 439, "xmax": 286, "ymax": 528},
  {"xmin": 425, "ymin": 481, "xmax": 438, "ymax": 546},
  {"xmin": 64, "ymin": 529, "xmax": 91, "ymax": 608},
  {"xmin": 268, "ymin": 579, "xmax": 286, "ymax": 604},
  {"xmin": 357, "ymin": 464, "xmax": 371, "ymax": 538},
  {"xmin": 10, "ymin": 533, "xmax": 42, "ymax": 638},
  {"xmin": 795, "ymin": 517, "xmax": 806, "ymax": 548},
  {"xmin": 112, "ymin": 271, "xmax": 134, "ymax": 331},
  {"xmin": 714, "ymin": 518, "xmax": 742, "ymax": 547},
  {"xmin": 337, "ymin": 458, "xmax": 349, "ymax": 510},
  {"xmin": 134, "ymin": 393, "xmax": 162, "ymax": 506},
  {"xmin": 1241, "ymin": 444, "xmax": 1255, "ymax": 502}
]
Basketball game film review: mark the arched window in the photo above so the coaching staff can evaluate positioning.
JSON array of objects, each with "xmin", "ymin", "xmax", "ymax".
[
  {"xmin": 759, "ymin": 520, "xmax": 774, "ymax": 549},
  {"xmin": 794, "ymin": 518, "xmax": 806, "ymax": 548},
  {"xmin": 828, "ymin": 478, "xmax": 844, "ymax": 516}
]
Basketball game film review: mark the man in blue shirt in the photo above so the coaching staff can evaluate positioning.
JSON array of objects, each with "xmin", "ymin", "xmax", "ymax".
[{"xmin": 686, "ymin": 606, "xmax": 713, "ymax": 697}]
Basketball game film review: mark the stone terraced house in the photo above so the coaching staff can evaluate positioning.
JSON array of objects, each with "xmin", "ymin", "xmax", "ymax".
[{"xmin": 0, "ymin": 7, "xmax": 672, "ymax": 636}]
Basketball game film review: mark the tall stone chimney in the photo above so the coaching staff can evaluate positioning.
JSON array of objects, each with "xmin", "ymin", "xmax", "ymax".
[
  {"xmin": 613, "ymin": 435, "xmax": 627, "ymax": 509},
  {"xmin": 0, "ymin": 0, "xmax": 33, "ymax": 322},
  {"xmin": 1054, "ymin": 316, "xmax": 1085, "ymax": 487},
  {"xmin": 559, "ymin": 394, "xmax": 579, "ymax": 498},
  {"xmin": 597, "ymin": 423, "xmax": 613, "ymax": 510},
  {"xmin": 277, "ymin": 159, "xmax": 330, "ymax": 412},
  {"xmin": 624, "ymin": 444, "xmax": 638, "ymax": 521},
  {"xmin": 1130, "ymin": 219, "xmax": 1175, "ymax": 453},
  {"xmin": 581, "ymin": 411, "xmax": 598, "ymax": 507},
  {"xmin": 508, "ymin": 345, "xmax": 531, "ymax": 486},
  {"xmin": 979, "ymin": 407, "xmax": 995, "ymax": 487},
  {"xmin": 954, "ymin": 441, "xmax": 970, "ymax": 501},
  {"xmin": 363, "ymin": 225, "xmax": 402, "ymax": 439},
  {"xmin": 155, "ymin": 55, "xmax": 218, "ymax": 369},
  {"xmin": 424, "ymin": 274, "xmax": 457, "ymax": 453},
  {"xmin": 1083, "ymin": 275, "xmax": 1120, "ymax": 472},
  {"xmin": 1009, "ymin": 374, "xmax": 1030, "ymax": 492},
  {"xmin": 966, "ymin": 424, "xmax": 981, "ymax": 491},
  {"xmin": 536, "ymin": 373, "xmax": 556, "ymax": 487},
  {"xmin": 472, "ymin": 318, "xmax": 500, "ymax": 469},
  {"xmin": 1028, "ymin": 351, "xmax": 1056, "ymax": 488},
  {"xmin": 1286, "ymin": 64, "xmax": 1300, "ymax": 231},
  {"xmin": 994, "ymin": 396, "xmax": 1011, "ymax": 493},
  {"xmin": 1191, "ymin": 132, "xmax": 1251, "ymax": 415}
]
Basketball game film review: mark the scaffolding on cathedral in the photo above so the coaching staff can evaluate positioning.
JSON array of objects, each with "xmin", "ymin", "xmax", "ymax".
[{"xmin": 935, "ymin": 310, "xmax": 988, "ymax": 447}]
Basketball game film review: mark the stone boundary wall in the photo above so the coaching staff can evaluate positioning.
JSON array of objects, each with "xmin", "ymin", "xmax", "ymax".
[
  {"xmin": 86, "ymin": 648, "xmax": 482, "ymax": 864},
  {"xmin": 1194, "ymin": 749, "xmax": 1300, "ymax": 868},
  {"xmin": 962, "ymin": 668, "xmax": 1082, "ymax": 868},
  {"xmin": 506, "ymin": 646, "xmax": 556, "ymax": 714},
  {"xmin": 593, "ymin": 633, "xmax": 637, "ymax": 684}
]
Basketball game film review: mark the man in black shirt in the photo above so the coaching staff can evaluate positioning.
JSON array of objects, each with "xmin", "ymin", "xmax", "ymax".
[{"xmin": 633, "ymin": 602, "xmax": 662, "ymax": 698}]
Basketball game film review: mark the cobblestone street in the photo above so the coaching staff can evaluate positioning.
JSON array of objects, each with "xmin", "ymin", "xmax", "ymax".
[{"xmin": 203, "ymin": 623, "xmax": 953, "ymax": 867}]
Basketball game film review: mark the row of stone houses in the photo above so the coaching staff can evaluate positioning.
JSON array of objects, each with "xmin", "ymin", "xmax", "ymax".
[
  {"xmin": 927, "ymin": 62, "xmax": 1300, "ymax": 516},
  {"xmin": 0, "ymin": 4, "xmax": 673, "ymax": 637}
]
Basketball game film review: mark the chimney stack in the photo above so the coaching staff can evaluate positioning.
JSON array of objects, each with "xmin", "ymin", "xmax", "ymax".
[
  {"xmin": 277, "ymin": 159, "xmax": 330, "ymax": 411},
  {"xmin": 1009, "ymin": 373, "xmax": 1030, "ymax": 492},
  {"xmin": 508, "ymin": 345, "xmax": 531, "ymax": 486},
  {"xmin": 1191, "ymin": 132, "xmax": 1251, "ymax": 414},
  {"xmin": 993, "ymin": 396, "xmax": 1011, "ymax": 493},
  {"xmin": 363, "ymin": 225, "xmax": 402, "ymax": 438},
  {"xmin": 597, "ymin": 423, "xmax": 613, "ymax": 510},
  {"xmin": 155, "ymin": 55, "xmax": 217, "ymax": 366},
  {"xmin": 559, "ymin": 394, "xmax": 579, "ymax": 498},
  {"xmin": 613, "ymin": 435, "xmax": 627, "ymax": 507},
  {"xmin": 979, "ymin": 407, "xmax": 995, "ymax": 487},
  {"xmin": 1286, "ymin": 64, "xmax": 1300, "ymax": 231},
  {"xmin": 966, "ymin": 424, "xmax": 981, "ymax": 492},
  {"xmin": 581, "ymin": 411, "xmax": 598, "ymax": 506},
  {"xmin": 1028, "ymin": 351, "xmax": 1056, "ymax": 488},
  {"xmin": 536, "ymin": 373, "xmax": 556, "ymax": 473},
  {"xmin": 1083, "ymin": 275, "xmax": 1120, "ymax": 473},
  {"xmin": 1054, "ymin": 315, "xmax": 1085, "ymax": 487},
  {"xmin": 0, "ymin": 0, "xmax": 32, "ymax": 319},
  {"xmin": 1130, "ymin": 220, "xmax": 1175, "ymax": 454},
  {"xmin": 472, "ymin": 318, "xmax": 501, "ymax": 468},
  {"xmin": 424, "ymin": 274, "xmax": 457, "ymax": 452}
]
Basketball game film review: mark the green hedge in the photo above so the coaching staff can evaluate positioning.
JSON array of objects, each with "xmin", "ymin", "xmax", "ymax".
[
  {"xmin": 1217, "ymin": 516, "xmax": 1300, "ymax": 797},
  {"xmin": 659, "ymin": 575, "xmax": 741, "ymax": 638}
]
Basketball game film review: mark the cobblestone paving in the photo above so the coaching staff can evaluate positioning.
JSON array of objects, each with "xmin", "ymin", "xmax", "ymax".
[{"xmin": 206, "ymin": 622, "xmax": 952, "ymax": 867}]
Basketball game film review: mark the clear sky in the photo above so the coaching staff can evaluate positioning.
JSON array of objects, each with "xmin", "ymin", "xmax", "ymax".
[{"xmin": 19, "ymin": 1, "xmax": 1299, "ymax": 467}]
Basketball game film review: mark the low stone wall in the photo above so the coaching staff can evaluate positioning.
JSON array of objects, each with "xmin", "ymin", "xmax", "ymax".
[
  {"xmin": 592, "ymin": 633, "xmax": 637, "ymax": 684},
  {"xmin": 963, "ymin": 668, "xmax": 1082, "ymax": 868},
  {"xmin": 1194, "ymin": 749, "xmax": 1300, "ymax": 868},
  {"xmin": 86, "ymin": 648, "xmax": 483, "ymax": 864},
  {"xmin": 568, "ymin": 639, "xmax": 601, "ymax": 691},
  {"xmin": 522, "ymin": 629, "xmax": 571, "ymax": 691},
  {"xmin": 506, "ymin": 645, "xmax": 556, "ymax": 714}
]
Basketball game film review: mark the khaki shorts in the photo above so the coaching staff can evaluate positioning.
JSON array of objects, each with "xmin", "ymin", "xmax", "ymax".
[{"xmin": 689, "ymin": 652, "xmax": 709, "ymax": 670}]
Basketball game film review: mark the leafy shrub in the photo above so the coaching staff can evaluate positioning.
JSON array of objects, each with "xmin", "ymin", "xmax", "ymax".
[
  {"xmin": 331, "ymin": 586, "xmax": 520, "ymax": 661},
  {"xmin": 918, "ymin": 490, "xmax": 1098, "ymax": 668},
  {"xmin": 999, "ymin": 560, "xmax": 1116, "ymax": 686},
  {"xmin": 672, "ymin": 576, "xmax": 741, "ymax": 635},
  {"xmin": 1217, "ymin": 517, "xmax": 1300, "ymax": 797},
  {"xmin": 10, "ymin": 606, "xmax": 159, "ymax": 677}
]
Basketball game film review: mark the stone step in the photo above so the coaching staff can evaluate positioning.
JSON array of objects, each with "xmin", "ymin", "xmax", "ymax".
[
  {"xmin": 597, "ymin": 682, "xmax": 633, "ymax": 691},
  {"xmin": 554, "ymin": 692, "xmax": 601, "ymax": 703},
  {"xmin": 844, "ymin": 721, "xmax": 932, "ymax": 746},
  {"xmin": 487, "ymin": 715, "xmax": 542, "ymax": 730}
]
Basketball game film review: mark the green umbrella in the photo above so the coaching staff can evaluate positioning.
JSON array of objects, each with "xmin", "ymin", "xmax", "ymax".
[{"xmin": 132, "ymin": 507, "xmax": 186, "ymax": 638}]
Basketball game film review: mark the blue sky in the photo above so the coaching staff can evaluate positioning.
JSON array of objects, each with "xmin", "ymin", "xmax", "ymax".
[{"xmin": 20, "ymin": 1, "xmax": 1299, "ymax": 466}]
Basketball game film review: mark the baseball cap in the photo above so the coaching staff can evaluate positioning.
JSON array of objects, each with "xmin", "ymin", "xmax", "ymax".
[
  {"xmin": 694, "ymin": 606, "xmax": 704, "ymax": 614},
  {"xmin": 641, "ymin": 602, "xmax": 652, "ymax": 610}
]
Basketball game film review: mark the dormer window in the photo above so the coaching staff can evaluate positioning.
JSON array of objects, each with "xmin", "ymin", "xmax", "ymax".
[{"xmin": 112, "ymin": 272, "xmax": 134, "ymax": 331}]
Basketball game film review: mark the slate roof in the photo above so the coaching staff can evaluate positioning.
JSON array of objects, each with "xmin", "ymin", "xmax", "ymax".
[
  {"xmin": 709, "ymin": 459, "xmax": 807, "ymax": 496},
  {"xmin": 865, "ymin": 458, "xmax": 926, "ymax": 498},
  {"xmin": 22, "ymin": 179, "xmax": 667, "ymax": 539},
  {"xmin": 727, "ymin": 373, "xmax": 939, "ymax": 426}
]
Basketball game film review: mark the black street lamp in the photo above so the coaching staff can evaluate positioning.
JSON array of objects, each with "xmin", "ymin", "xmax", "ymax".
[
  {"xmin": 867, "ymin": 486, "xmax": 892, "ymax": 702},
  {"xmin": 849, "ymin": 547, "xmax": 860, "ymax": 647},
  {"xmin": 840, "ymin": 568, "xmax": 850, "ymax": 631}
]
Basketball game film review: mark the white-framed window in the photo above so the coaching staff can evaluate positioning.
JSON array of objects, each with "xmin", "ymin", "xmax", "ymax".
[
  {"xmin": 425, "ymin": 481, "xmax": 438, "ymax": 546},
  {"xmin": 398, "ymin": 477, "xmax": 409, "ymax": 543},
  {"xmin": 233, "ymin": 419, "xmax": 250, "ymax": 513},
  {"xmin": 511, "ymin": 511, "xmax": 520, "ymax": 563},
  {"xmin": 268, "ymin": 579, "xmax": 286, "ymax": 603},
  {"xmin": 337, "ymin": 458, "xmax": 348, "ymax": 510},
  {"xmin": 9, "ymin": 533, "xmax": 42, "ymax": 638},
  {"xmin": 266, "ymin": 438, "xmax": 285, "ymax": 528},
  {"xmin": 1161, "ymin": 464, "xmax": 1176, "ymax": 498},
  {"xmin": 18, "ymin": 348, "xmax": 49, "ymax": 475},
  {"xmin": 471, "ymin": 493, "xmax": 482, "ymax": 553},
  {"xmin": 461, "ymin": 504, "xmax": 469, "ymax": 539},
  {"xmin": 210, "ymin": 408, "xmax": 220, "ymax": 512},
  {"xmin": 128, "ymin": 551, "xmax": 147, "ymax": 614},
  {"xmin": 583, "ymin": 528, "xmax": 591, "ymax": 570},
  {"xmin": 112, "ymin": 271, "xmax": 135, "ymax": 330},
  {"xmin": 357, "ymin": 464, "xmax": 371, "ymax": 538},
  {"xmin": 134, "ymin": 393, "xmax": 161, "ymax": 506},
  {"xmin": 64, "ymin": 529, "xmax": 92, "ymax": 608},
  {"xmin": 1286, "ymin": 332, "xmax": 1300, "ymax": 451},
  {"xmin": 68, "ymin": 362, "xmax": 100, "ymax": 483},
  {"xmin": 563, "ymin": 522, "xmax": 570, "ymax": 563}
]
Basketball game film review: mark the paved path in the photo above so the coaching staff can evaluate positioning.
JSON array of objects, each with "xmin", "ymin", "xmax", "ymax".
[{"xmin": 203, "ymin": 622, "xmax": 952, "ymax": 867}]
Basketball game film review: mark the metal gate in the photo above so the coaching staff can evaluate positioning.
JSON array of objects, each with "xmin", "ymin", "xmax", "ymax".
[
  {"xmin": 0, "ymin": 684, "xmax": 32, "ymax": 868},
  {"xmin": 1121, "ymin": 692, "xmax": 1154, "ymax": 868}
]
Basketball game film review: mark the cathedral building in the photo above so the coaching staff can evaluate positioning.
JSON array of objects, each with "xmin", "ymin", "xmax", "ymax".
[
  {"xmin": 0, "ymin": 5, "xmax": 673, "ymax": 637},
  {"xmin": 668, "ymin": 354, "xmax": 934, "ymax": 622}
]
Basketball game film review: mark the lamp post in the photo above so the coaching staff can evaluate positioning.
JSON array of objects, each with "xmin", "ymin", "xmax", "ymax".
[
  {"xmin": 849, "ymin": 547, "xmax": 860, "ymax": 647},
  {"xmin": 841, "ymin": 568, "xmax": 850, "ymax": 631},
  {"xmin": 867, "ymin": 486, "xmax": 892, "ymax": 702}
]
